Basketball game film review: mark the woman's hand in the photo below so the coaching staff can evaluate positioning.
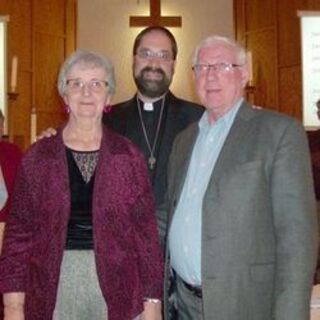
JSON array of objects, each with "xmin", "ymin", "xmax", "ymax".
[
  {"xmin": 4, "ymin": 306, "xmax": 24, "ymax": 320},
  {"xmin": 3, "ymin": 292, "xmax": 25, "ymax": 320},
  {"xmin": 140, "ymin": 300, "xmax": 162, "ymax": 320}
]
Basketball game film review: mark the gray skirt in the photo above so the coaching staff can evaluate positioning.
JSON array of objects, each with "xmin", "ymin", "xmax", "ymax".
[
  {"xmin": 53, "ymin": 250, "xmax": 142, "ymax": 320},
  {"xmin": 53, "ymin": 250, "xmax": 108, "ymax": 320}
]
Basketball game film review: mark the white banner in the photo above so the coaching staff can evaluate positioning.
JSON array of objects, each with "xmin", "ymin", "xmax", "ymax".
[{"xmin": 298, "ymin": 11, "xmax": 320, "ymax": 129}]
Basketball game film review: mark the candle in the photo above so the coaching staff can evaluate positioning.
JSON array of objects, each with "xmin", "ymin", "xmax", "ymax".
[
  {"xmin": 10, "ymin": 56, "xmax": 18, "ymax": 92},
  {"xmin": 30, "ymin": 108, "xmax": 37, "ymax": 143},
  {"xmin": 247, "ymin": 51, "xmax": 253, "ymax": 83}
]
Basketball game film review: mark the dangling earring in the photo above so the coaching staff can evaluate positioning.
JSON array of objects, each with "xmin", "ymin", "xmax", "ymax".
[
  {"xmin": 103, "ymin": 105, "xmax": 112, "ymax": 113},
  {"xmin": 64, "ymin": 105, "xmax": 70, "ymax": 113}
]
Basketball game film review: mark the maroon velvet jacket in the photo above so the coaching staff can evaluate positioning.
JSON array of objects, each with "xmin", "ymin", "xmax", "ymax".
[
  {"xmin": 0, "ymin": 141, "xmax": 22, "ymax": 222},
  {"xmin": 0, "ymin": 126, "xmax": 163, "ymax": 320}
]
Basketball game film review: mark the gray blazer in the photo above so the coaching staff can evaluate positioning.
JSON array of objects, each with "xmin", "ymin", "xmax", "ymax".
[{"xmin": 164, "ymin": 101, "xmax": 318, "ymax": 320}]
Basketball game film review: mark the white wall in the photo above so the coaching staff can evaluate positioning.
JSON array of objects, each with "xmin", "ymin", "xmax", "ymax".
[{"xmin": 77, "ymin": 0, "xmax": 234, "ymax": 104}]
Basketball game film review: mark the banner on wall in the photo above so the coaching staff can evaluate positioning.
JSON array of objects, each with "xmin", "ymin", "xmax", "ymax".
[{"xmin": 298, "ymin": 11, "xmax": 320, "ymax": 129}]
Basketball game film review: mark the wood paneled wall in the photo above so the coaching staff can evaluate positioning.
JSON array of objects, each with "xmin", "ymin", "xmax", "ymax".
[
  {"xmin": 234, "ymin": 0, "xmax": 320, "ymax": 119},
  {"xmin": 0, "ymin": 0, "xmax": 76, "ymax": 149}
]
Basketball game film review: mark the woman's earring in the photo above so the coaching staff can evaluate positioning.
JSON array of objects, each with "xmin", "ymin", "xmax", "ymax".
[
  {"xmin": 64, "ymin": 105, "xmax": 70, "ymax": 113},
  {"xmin": 103, "ymin": 105, "xmax": 112, "ymax": 113}
]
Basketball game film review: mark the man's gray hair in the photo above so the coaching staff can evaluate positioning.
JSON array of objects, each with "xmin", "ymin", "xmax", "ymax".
[
  {"xmin": 192, "ymin": 35, "xmax": 247, "ymax": 66},
  {"xmin": 57, "ymin": 49, "xmax": 116, "ymax": 96}
]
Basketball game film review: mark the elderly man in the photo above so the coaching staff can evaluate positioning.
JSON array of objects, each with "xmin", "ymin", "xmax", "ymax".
[{"xmin": 164, "ymin": 35, "xmax": 318, "ymax": 320}]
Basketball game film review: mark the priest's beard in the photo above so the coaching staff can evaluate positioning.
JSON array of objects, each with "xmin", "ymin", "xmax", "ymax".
[{"xmin": 134, "ymin": 66, "xmax": 172, "ymax": 98}]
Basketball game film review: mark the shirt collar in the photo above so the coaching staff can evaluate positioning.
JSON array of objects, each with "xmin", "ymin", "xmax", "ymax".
[{"xmin": 199, "ymin": 98, "xmax": 243, "ymax": 131}]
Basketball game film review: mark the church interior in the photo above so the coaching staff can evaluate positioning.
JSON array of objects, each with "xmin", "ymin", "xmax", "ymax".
[
  {"xmin": 1, "ymin": 0, "xmax": 320, "ymax": 317},
  {"xmin": 1, "ymin": 0, "xmax": 318, "ymax": 149},
  {"xmin": 1, "ymin": 0, "xmax": 320, "ymax": 275}
]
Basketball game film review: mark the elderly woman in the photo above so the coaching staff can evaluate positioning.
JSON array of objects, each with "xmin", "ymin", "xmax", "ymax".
[{"xmin": 0, "ymin": 50, "xmax": 163, "ymax": 320}]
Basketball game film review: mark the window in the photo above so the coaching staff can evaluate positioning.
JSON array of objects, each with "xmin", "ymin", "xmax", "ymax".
[{"xmin": 298, "ymin": 11, "xmax": 320, "ymax": 129}]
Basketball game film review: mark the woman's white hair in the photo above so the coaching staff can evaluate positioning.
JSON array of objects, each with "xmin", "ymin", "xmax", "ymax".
[{"xmin": 57, "ymin": 49, "xmax": 116, "ymax": 96}]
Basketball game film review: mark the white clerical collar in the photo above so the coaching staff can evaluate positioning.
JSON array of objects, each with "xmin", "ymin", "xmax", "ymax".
[
  {"xmin": 143, "ymin": 102, "xmax": 154, "ymax": 111},
  {"xmin": 138, "ymin": 93, "xmax": 167, "ymax": 112}
]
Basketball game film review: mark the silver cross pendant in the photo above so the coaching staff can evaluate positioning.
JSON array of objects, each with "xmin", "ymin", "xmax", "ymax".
[{"xmin": 148, "ymin": 156, "xmax": 156, "ymax": 170}]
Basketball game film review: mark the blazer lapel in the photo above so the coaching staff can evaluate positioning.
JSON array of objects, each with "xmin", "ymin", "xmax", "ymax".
[
  {"xmin": 168, "ymin": 122, "xmax": 199, "ymax": 222},
  {"xmin": 204, "ymin": 101, "xmax": 255, "ymax": 199}
]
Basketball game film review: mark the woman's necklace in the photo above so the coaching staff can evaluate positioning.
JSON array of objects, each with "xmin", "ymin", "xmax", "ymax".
[{"xmin": 136, "ymin": 96, "xmax": 165, "ymax": 170}]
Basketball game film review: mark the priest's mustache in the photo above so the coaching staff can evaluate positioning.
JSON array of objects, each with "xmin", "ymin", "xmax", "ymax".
[{"xmin": 141, "ymin": 66, "xmax": 165, "ymax": 77}]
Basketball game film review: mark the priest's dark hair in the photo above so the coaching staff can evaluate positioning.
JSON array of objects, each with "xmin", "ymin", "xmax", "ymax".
[{"xmin": 133, "ymin": 26, "xmax": 178, "ymax": 60}]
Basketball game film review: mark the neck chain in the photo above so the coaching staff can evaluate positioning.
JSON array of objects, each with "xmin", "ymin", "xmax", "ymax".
[{"xmin": 136, "ymin": 96, "xmax": 165, "ymax": 170}]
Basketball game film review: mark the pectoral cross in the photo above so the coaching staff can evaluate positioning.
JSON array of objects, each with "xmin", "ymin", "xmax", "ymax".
[
  {"xmin": 130, "ymin": 0, "xmax": 182, "ymax": 27},
  {"xmin": 148, "ymin": 156, "xmax": 156, "ymax": 170}
]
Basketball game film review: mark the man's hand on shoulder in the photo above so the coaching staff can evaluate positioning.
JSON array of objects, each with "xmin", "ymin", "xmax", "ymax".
[{"xmin": 36, "ymin": 128, "xmax": 57, "ymax": 141}]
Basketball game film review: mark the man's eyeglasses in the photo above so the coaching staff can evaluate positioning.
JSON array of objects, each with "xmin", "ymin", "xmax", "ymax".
[
  {"xmin": 136, "ymin": 49, "xmax": 173, "ymax": 62},
  {"xmin": 66, "ymin": 79, "xmax": 108, "ymax": 93},
  {"xmin": 192, "ymin": 62, "xmax": 243, "ymax": 75}
]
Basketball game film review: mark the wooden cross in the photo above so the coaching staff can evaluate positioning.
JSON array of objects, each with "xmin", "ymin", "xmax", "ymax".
[{"xmin": 130, "ymin": 0, "xmax": 182, "ymax": 27}]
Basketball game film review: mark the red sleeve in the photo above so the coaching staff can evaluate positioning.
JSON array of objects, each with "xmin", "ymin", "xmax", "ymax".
[{"xmin": 0, "ymin": 142, "xmax": 23, "ymax": 222}]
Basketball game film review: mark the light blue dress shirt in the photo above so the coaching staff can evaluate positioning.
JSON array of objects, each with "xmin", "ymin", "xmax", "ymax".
[{"xmin": 168, "ymin": 99, "xmax": 243, "ymax": 285}]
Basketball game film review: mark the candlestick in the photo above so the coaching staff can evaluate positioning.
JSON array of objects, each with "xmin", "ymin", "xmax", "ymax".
[
  {"xmin": 247, "ymin": 51, "xmax": 253, "ymax": 84},
  {"xmin": 10, "ymin": 56, "xmax": 18, "ymax": 93},
  {"xmin": 7, "ymin": 92, "xmax": 19, "ymax": 101},
  {"xmin": 30, "ymin": 108, "xmax": 37, "ymax": 143}
]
